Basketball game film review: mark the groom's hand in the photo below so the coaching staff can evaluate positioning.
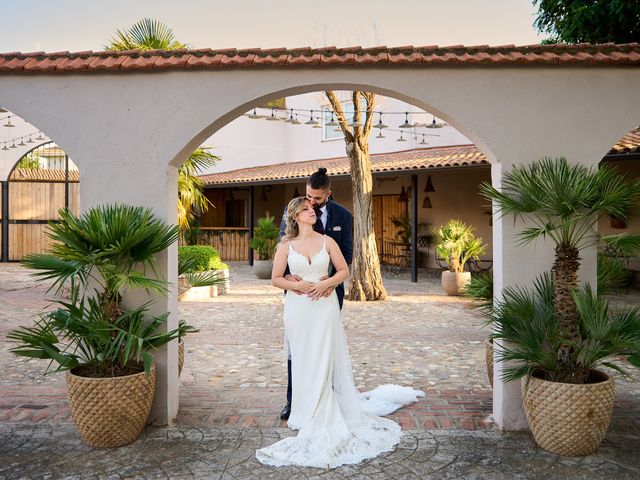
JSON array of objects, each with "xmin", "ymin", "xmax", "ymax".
[
  {"xmin": 318, "ymin": 275, "xmax": 335, "ymax": 298},
  {"xmin": 285, "ymin": 274, "xmax": 304, "ymax": 295}
]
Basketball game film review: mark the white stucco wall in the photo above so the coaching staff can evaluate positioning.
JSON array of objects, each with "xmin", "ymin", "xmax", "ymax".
[
  {"xmin": 205, "ymin": 91, "xmax": 471, "ymax": 174},
  {"xmin": 1, "ymin": 65, "xmax": 638, "ymax": 429}
]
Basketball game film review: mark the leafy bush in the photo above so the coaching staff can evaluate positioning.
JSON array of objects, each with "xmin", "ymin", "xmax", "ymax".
[
  {"xmin": 434, "ymin": 219, "xmax": 486, "ymax": 273},
  {"xmin": 178, "ymin": 245, "xmax": 227, "ymax": 273},
  {"xmin": 249, "ymin": 216, "xmax": 280, "ymax": 260}
]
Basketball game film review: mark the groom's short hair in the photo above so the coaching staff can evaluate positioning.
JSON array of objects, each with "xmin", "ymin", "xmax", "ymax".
[{"xmin": 308, "ymin": 167, "xmax": 330, "ymax": 190}]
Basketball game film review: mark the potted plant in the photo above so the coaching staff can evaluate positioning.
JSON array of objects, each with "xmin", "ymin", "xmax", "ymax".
[
  {"xmin": 481, "ymin": 157, "xmax": 640, "ymax": 455},
  {"xmin": 249, "ymin": 216, "xmax": 280, "ymax": 279},
  {"xmin": 434, "ymin": 219, "xmax": 486, "ymax": 295},
  {"xmin": 462, "ymin": 271, "xmax": 495, "ymax": 387},
  {"xmin": 178, "ymin": 245, "xmax": 229, "ymax": 300},
  {"xmin": 10, "ymin": 204, "xmax": 181, "ymax": 447},
  {"xmin": 177, "ymin": 319, "xmax": 199, "ymax": 377}
]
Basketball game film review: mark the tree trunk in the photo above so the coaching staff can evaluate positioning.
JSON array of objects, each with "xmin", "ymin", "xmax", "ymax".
[
  {"xmin": 552, "ymin": 244, "xmax": 587, "ymax": 383},
  {"xmin": 325, "ymin": 90, "xmax": 387, "ymax": 301},
  {"xmin": 348, "ymin": 141, "xmax": 387, "ymax": 301}
]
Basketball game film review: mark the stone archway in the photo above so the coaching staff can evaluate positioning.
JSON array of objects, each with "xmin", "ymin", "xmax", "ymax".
[{"xmin": 1, "ymin": 44, "xmax": 638, "ymax": 428}]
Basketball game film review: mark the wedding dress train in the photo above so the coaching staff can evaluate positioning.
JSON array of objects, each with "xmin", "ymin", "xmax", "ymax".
[{"xmin": 256, "ymin": 237, "xmax": 424, "ymax": 468}]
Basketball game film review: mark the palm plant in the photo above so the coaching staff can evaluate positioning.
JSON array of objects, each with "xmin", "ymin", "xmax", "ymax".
[
  {"xmin": 491, "ymin": 273, "xmax": 640, "ymax": 383},
  {"xmin": 21, "ymin": 204, "xmax": 179, "ymax": 319},
  {"xmin": 105, "ymin": 18, "xmax": 188, "ymax": 51},
  {"xmin": 481, "ymin": 157, "xmax": 640, "ymax": 382},
  {"xmin": 250, "ymin": 217, "xmax": 280, "ymax": 260},
  {"xmin": 434, "ymin": 219, "xmax": 486, "ymax": 273},
  {"xmin": 177, "ymin": 147, "xmax": 220, "ymax": 231},
  {"xmin": 8, "ymin": 294, "xmax": 179, "ymax": 377}
]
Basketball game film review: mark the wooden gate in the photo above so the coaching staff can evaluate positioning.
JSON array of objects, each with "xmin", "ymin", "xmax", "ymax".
[{"xmin": 373, "ymin": 194, "xmax": 407, "ymax": 262}]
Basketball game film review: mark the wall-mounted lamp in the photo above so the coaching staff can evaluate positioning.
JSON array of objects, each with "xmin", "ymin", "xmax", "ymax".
[
  {"xmin": 398, "ymin": 186, "xmax": 408, "ymax": 203},
  {"xmin": 424, "ymin": 175, "xmax": 435, "ymax": 193}
]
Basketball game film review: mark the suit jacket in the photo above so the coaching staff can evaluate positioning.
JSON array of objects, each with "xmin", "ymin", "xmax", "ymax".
[{"xmin": 279, "ymin": 199, "xmax": 353, "ymax": 308}]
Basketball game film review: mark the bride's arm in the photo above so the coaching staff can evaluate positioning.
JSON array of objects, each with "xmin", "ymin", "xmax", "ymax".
[
  {"xmin": 271, "ymin": 242, "xmax": 314, "ymax": 292},
  {"xmin": 325, "ymin": 237, "xmax": 350, "ymax": 286},
  {"xmin": 307, "ymin": 237, "xmax": 350, "ymax": 300}
]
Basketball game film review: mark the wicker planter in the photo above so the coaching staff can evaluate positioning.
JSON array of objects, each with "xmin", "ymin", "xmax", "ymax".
[
  {"xmin": 253, "ymin": 260, "xmax": 273, "ymax": 279},
  {"xmin": 178, "ymin": 339, "xmax": 185, "ymax": 377},
  {"xmin": 66, "ymin": 365, "xmax": 156, "ymax": 448},
  {"xmin": 521, "ymin": 370, "xmax": 614, "ymax": 456},
  {"xmin": 441, "ymin": 271, "xmax": 471, "ymax": 296},
  {"xmin": 485, "ymin": 338, "xmax": 493, "ymax": 389}
]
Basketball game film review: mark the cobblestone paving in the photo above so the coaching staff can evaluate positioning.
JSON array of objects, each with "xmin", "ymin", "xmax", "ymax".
[
  {"xmin": 1, "ymin": 263, "xmax": 640, "ymax": 478},
  {"xmin": 1, "ymin": 423, "xmax": 639, "ymax": 479}
]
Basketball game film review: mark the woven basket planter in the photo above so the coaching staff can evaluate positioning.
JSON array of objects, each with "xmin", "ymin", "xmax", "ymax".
[
  {"xmin": 178, "ymin": 339, "xmax": 185, "ymax": 377},
  {"xmin": 485, "ymin": 339, "xmax": 493, "ymax": 389},
  {"xmin": 521, "ymin": 370, "xmax": 614, "ymax": 456},
  {"xmin": 66, "ymin": 365, "xmax": 156, "ymax": 448}
]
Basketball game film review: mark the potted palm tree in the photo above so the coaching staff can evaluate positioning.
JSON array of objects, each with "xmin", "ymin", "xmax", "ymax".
[
  {"xmin": 10, "ymin": 204, "xmax": 182, "ymax": 447},
  {"xmin": 481, "ymin": 157, "xmax": 640, "ymax": 456},
  {"xmin": 250, "ymin": 216, "xmax": 280, "ymax": 279},
  {"xmin": 434, "ymin": 219, "xmax": 486, "ymax": 295}
]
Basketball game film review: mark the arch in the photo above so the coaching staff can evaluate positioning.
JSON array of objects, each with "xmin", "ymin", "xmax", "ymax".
[{"xmin": 169, "ymin": 82, "xmax": 499, "ymax": 169}]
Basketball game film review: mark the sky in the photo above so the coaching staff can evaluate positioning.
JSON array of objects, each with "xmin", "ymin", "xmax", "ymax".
[{"xmin": 0, "ymin": 0, "xmax": 543, "ymax": 53}]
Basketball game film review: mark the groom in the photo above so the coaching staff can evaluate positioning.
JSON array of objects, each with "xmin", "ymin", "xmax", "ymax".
[{"xmin": 278, "ymin": 167, "xmax": 353, "ymax": 420}]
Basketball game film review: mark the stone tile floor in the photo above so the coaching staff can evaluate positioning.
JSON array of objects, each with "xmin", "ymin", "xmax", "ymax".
[{"xmin": 1, "ymin": 262, "xmax": 639, "ymax": 479}]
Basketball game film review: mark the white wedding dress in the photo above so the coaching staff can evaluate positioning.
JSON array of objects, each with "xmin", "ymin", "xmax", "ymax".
[{"xmin": 256, "ymin": 237, "xmax": 424, "ymax": 469}]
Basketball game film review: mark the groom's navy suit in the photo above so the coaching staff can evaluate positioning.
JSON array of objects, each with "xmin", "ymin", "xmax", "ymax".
[{"xmin": 279, "ymin": 198, "xmax": 353, "ymax": 404}]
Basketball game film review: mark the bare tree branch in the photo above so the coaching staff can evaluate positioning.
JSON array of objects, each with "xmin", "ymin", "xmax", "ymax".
[{"xmin": 325, "ymin": 91, "xmax": 353, "ymax": 143}]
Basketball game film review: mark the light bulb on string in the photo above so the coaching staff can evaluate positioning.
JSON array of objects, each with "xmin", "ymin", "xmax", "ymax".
[
  {"xmin": 36, "ymin": 131, "xmax": 44, "ymax": 140},
  {"xmin": 397, "ymin": 131, "xmax": 406, "ymax": 142},
  {"xmin": 4, "ymin": 115, "xmax": 15, "ymax": 127},
  {"xmin": 305, "ymin": 110, "xmax": 318, "ymax": 126},
  {"xmin": 398, "ymin": 112, "xmax": 414, "ymax": 129},
  {"xmin": 419, "ymin": 134, "xmax": 428, "ymax": 145},
  {"xmin": 291, "ymin": 114, "xmax": 301, "ymax": 125},
  {"xmin": 285, "ymin": 108, "xmax": 295, "ymax": 123},
  {"xmin": 247, "ymin": 108, "xmax": 261, "ymax": 119},
  {"xmin": 10, "ymin": 140, "xmax": 17, "ymax": 148},
  {"xmin": 27, "ymin": 135, "xmax": 34, "ymax": 143},
  {"xmin": 376, "ymin": 130, "xmax": 386, "ymax": 139},
  {"xmin": 2, "ymin": 142, "xmax": 8, "ymax": 150},
  {"xmin": 266, "ymin": 108, "xmax": 280, "ymax": 121},
  {"xmin": 18, "ymin": 137, "xmax": 26, "ymax": 146},
  {"xmin": 326, "ymin": 112, "xmax": 338, "ymax": 127},
  {"xmin": 425, "ymin": 115, "xmax": 444, "ymax": 128},
  {"xmin": 376, "ymin": 112, "xmax": 388, "ymax": 129}
]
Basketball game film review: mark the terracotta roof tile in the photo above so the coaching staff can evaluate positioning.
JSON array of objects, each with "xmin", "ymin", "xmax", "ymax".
[
  {"xmin": 610, "ymin": 127, "xmax": 640, "ymax": 154},
  {"xmin": 199, "ymin": 145, "xmax": 489, "ymax": 186},
  {"xmin": 10, "ymin": 168, "xmax": 80, "ymax": 182},
  {"xmin": 200, "ymin": 127, "xmax": 640, "ymax": 186},
  {"xmin": 1, "ymin": 43, "xmax": 638, "ymax": 74}
]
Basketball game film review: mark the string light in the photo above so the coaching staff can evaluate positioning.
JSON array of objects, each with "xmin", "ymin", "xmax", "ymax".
[{"xmin": 398, "ymin": 112, "xmax": 415, "ymax": 129}]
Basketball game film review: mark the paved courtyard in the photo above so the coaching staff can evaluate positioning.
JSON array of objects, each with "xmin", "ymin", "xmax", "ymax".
[{"xmin": 1, "ymin": 262, "xmax": 640, "ymax": 478}]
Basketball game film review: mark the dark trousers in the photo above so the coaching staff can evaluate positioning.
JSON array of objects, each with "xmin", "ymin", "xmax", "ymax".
[{"xmin": 286, "ymin": 288, "xmax": 344, "ymax": 406}]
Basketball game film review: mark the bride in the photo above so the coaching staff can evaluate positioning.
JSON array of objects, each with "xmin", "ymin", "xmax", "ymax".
[{"xmin": 256, "ymin": 196, "xmax": 424, "ymax": 469}]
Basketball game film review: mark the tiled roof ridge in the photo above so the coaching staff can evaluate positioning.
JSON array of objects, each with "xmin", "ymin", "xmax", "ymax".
[
  {"xmin": 1, "ymin": 43, "xmax": 639, "ymax": 72},
  {"xmin": 201, "ymin": 144, "xmax": 478, "ymax": 178}
]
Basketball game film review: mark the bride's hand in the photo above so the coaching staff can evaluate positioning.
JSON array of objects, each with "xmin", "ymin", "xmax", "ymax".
[
  {"xmin": 318, "ymin": 275, "xmax": 335, "ymax": 298},
  {"xmin": 285, "ymin": 274, "xmax": 304, "ymax": 295},
  {"xmin": 307, "ymin": 279, "xmax": 331, "ymax": 300},
  {"xmin": 294, "ymin": 280, "xmax": 315, "ymax": 293}
]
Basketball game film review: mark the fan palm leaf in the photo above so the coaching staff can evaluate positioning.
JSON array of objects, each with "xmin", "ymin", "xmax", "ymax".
[{"xmin": 106, "ymin": 18, "xmax": 188, "ymax": 51}]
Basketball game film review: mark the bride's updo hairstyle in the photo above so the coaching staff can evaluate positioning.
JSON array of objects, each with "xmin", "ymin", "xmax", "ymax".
[{"xmin": 284, "ymin": 196, "xmax": 308, "ymax": 239}]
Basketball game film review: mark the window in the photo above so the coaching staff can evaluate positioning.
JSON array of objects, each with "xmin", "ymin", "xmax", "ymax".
[{"xmin": 322, "ymin": 98, "xmax": 368, "ymax": 141}]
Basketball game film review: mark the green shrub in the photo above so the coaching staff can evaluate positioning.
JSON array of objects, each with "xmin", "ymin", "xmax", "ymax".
[{"xmin": 178, "ymin": 245, "xmax": 227, "ymax": 273}]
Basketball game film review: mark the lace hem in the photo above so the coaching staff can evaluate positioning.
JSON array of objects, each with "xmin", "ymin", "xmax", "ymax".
[{"xmin": 256, "ymin": 416, "xmax": 401, "ymax": 469}]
